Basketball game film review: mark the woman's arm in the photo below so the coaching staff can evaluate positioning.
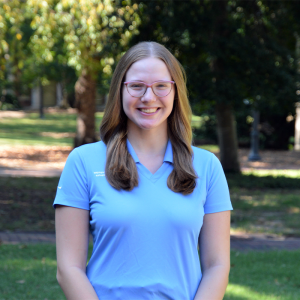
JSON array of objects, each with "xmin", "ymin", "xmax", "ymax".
[
  {"xmin": 55, "ymin": 205, "xmax": 99, "ymax": 300},
  {"xmin": 194, "ymin": 211, "xmax": 231, "ymax": 300}
]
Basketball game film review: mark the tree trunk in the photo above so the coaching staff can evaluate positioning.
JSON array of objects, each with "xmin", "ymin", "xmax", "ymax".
[
  {"xmin": 74, "ymin": 70, "xmax": 98, "ymax": 147},
  {"xmin": 295, "ymin": 33, "xmax": 300, "ymax": 151},
  {"xmin": 215, "ymin": 103, "xmax": 240, "ymax": 173}
]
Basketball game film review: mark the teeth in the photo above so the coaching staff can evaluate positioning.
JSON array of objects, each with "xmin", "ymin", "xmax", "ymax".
[{"xmin": 140, "ymin": 108, "xmax": 158, "ymax": 113}]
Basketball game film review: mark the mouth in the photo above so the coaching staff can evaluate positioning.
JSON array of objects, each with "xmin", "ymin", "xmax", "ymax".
[{"xmin": 138, "ymin": 108, "xmax": 160, "ymax": 114}]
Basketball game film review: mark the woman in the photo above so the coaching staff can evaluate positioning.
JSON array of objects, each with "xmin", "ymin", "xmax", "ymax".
[{"xmin": 54, "ymin": 41, "xmax": 232, "ymax": 300}]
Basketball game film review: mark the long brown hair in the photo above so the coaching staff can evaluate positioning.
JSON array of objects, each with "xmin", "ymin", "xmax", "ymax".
[{"xmin": 100, "ymin": 42, "xmax": 197, "ymax": 194}]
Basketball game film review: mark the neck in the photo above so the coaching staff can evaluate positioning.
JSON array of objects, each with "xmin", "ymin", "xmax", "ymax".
[{"xmin": 127, "ymin": 122, "xmax": 168, "ymax": 157}]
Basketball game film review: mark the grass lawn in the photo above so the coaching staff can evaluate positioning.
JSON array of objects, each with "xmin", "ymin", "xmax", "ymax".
[
  {"xmin": 1, "ymin": 110, "xmax": 300, "ymax": 299},
  {"xmin": 0, "ymin": 244, "xmax": 299, "ymax": 300},
  {"xmin": 230, "ymin": 189, "xmax": 300, "ymax": 236},
  {"xmin": 225, "ymin": 250, "xmax": 300, "ymax": 300},
  {"xmin": 0, "ymin": 111, "xmax": 203, "ymax": 147},
  {"xmin": 1, "ymin": 175, "xmax": 300, "ymax": 236},
  {"xmin": 0, "ymin": 112, "xmax": 103, "ymax": 146},
  {"xmin": 0, "ymin": 177, "xmax": 59, "ymax": 231}
]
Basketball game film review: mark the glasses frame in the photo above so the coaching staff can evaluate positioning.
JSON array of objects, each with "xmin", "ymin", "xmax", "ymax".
[{"xmin": 124, "ymin": 80, "xmax": 175, "ymax": 98}]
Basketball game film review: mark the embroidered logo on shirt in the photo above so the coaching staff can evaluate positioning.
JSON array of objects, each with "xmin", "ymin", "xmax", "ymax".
[
  {"xmin": 58, "ymin": 186, "xmax": 62, "ymax": 189},
  {"xmin": 94, "ymin": 171, "xmax": 105, "ymax": 177}
]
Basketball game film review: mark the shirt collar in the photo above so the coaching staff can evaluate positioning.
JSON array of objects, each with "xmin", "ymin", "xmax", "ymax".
[
  {"xmin": 126, "ymin": 139, "xmax": 173, "ymax": 164},
  {"xmin": 163, "ymin": 140, "xmax": 173, "ymax": 163},
  {"xmin": 126, "ymin": 139, "xmax": 140, "ymax": 163}
]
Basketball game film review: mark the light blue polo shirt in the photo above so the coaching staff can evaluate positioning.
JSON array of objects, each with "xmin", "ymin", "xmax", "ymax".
[{"xmin": 54, "ymin": 140, "xmax": 232, "ymax": 300}]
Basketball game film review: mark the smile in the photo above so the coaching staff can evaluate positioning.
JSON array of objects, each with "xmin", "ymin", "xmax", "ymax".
[{"xmin": 138, "ymin": 108, "xmax": 160, "ymax": 113}]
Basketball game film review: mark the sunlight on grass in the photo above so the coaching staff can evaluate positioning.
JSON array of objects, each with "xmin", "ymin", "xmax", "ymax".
[
  {"xmin": 96, "ymin": 111, "xmax": 104, "ymax": 118},
  {"xmin": 0, "ymin": 111, "xmax": 208, "ymax": 147},
  {"xmin": 0, "ymin": 137, "xmax": 73, "ymax": 146},
  {"xmin": 0, "ymin": 112, "xmax": 104, "ymax": 146},
  {"xmin": 230, "ymin": 189, "xmax": 300, "ymax": 236},
  {"xmin": 227, "ymin": 250, "xmax": 300, "ymax": 300},
  {"xmin": 197, "ymin": 144, "xmax": 219, "ymax": 153},
  {"xmin": 191, "ymin": 115, "xmax": 202, "ymax": 128},
  {"xmin": 1, "ymin": 245, "xmax": 300, "ymax": 300},
  {"xmin": 225, "ymin": 283, "xmax": 279, "ymax": 300},
  {"xmin": 242, "ymin": 169, "xmax": 300, "ymax": 178}
]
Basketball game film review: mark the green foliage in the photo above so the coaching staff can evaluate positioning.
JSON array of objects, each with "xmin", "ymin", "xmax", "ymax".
[
  {"xmin": 27, "ymin": 0, "xmax": 141, "ymax": 76},
  {"xmin": 132, "ymin": 0, "xmax": 299, "ymax": 150},
  {"xmin": 0, "ymin": 0, "xmax": 141, "ymax": 106},
  {"xmin": 134, "ymin": 0, "xmax": 298, "ymax": 112}
]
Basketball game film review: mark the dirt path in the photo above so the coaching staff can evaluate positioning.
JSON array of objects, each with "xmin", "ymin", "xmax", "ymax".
[
  {"xmin": 1, "ymin": 145, "xmax": 300, "ymax": 177},
  {"xmin": 0, "ymin": 145, "xmax": 299, "ymax": 250},
  {"xmin": 1, "ymin": 231, "xmax": 300, "ymax": 251}
]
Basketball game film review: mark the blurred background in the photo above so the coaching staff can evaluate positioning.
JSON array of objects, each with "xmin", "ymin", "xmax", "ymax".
[{"xmin": 0, "ymin": 1, "xmax": 300, "ymax": 299}]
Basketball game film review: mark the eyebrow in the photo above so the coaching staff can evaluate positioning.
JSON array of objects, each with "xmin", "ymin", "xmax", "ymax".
[{"xmin": 125, "ymin": 79, "xmax": 171, "ymax": 83}]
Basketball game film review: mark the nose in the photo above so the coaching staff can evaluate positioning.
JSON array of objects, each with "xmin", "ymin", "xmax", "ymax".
[{"xmin": 141, "ymin": 87, "xmax": 156, "ymax": 102}]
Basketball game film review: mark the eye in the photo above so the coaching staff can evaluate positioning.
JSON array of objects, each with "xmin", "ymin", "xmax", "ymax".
[
  {"xmin": 128, "ymin": 82, "xmax": 145, "ymax": 90},
  {"xmin": 155, "ymin": 82, "xmax": 169, "ymax": 89}
]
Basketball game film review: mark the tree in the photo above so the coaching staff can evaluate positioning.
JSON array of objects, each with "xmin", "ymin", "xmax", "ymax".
[
  {"xmin": 131, "ymin": 0, "xmax": 298, "ymax": 172},
  {"xmin": 0, "ymin": 0, "xmax": 76, "ymax": 110},
  {"xmin": 27, "ymin": 0, "xmax": 140, "ymax": 146},
  {"xmin": 0, "ymin": 0, "xmax": 33, "ymax": 104}
]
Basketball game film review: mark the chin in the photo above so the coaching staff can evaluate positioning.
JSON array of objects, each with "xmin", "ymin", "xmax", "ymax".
[
  {"xmin": 128, "ymin": 118, "xmax": 167, "ymax": 132},
  {"xmin": 138, "ymin": 124, "xmax": 157, "ymax": 130},
  {"xmin": 135, "ymin": 121, "xmax": 163, "ymax": 131}
]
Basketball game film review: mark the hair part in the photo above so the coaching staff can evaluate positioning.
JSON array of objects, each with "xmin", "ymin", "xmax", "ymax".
[{"xmin": 100, "ymin": 41, "xmax": 197, "ymax": 195}]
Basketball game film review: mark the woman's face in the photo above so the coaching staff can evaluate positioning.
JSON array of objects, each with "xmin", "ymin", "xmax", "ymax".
[{"xmin": 122, "ymin": 57, "xmax": 175, "ymax": 132}]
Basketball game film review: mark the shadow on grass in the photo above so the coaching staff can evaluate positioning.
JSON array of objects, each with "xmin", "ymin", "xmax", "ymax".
[{"xmin": 226, "ymin": 173, "xmax": 300, "ymax": 189}]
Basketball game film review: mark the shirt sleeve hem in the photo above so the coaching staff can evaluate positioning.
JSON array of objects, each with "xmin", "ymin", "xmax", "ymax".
[
  {"xmin": 53, "ymin": 198, "xmax": 90, "ymax": 210},
  {"xmin": 204, "ymin": 203, "xmax": 233, "ymax": 214}
]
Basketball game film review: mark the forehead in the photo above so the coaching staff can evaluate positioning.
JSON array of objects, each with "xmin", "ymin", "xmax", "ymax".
[{"xmin": 125, "ymin": 57, "xmax": 172, "ymax": 82}]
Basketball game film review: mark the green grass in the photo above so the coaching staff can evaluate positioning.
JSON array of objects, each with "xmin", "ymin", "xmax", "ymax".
[
  {"xmin": 230, "ymin": 189, "xmax": 300, "ymax": 236},
  {"xmin": 197, "ymin": 144, "xmax": 220, "ymax": 152},
  {"xmin": 0, "ymin": 245, "xmax": 299, "ymax": 299},
  {"xmin": 0, "ymin": 112, "xmax": 104, "ymax": 146},
  {"xmin": 0, "ymin": 244, "xmax": 62, "ymax": 299},
  {"xmin": 0, "ymin": 244, "xmax": 93, "ymax": 300},
  {"xmin": 1, "ymin": 174, "xmax": 300, "ymax": 236},
  {"xmin": 242, "ymin": 169, "xmax": 300, "ymax": 178},
  {"xmin": 0, "ymin": 177, "xmax": 59, "ymax": 231},
  {"xmin": 0, "ymin": 111, "xmax": 204, "ymax": 146},
  {"xmin": 225, "ymin": 173, "xmax": 300, "ymax": 236},
  {"xmin": 191, "ymin": 114, "xmax": 202, "ymax": 128},
  {"xmin": 225, "ymin": 250, "xmax": 300, "ymax": 300},
  {"xmin": 226, "ymin": 173, "xmax": 300, "ymax": 189}
]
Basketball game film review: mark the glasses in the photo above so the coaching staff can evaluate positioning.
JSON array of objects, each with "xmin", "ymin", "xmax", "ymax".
[{"xmin": 124, "ymin": 80, "xmax": 175, "ymax": 98}]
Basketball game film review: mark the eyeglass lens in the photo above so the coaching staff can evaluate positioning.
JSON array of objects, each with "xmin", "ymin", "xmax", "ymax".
[{"xmin": 127, "ymin": 82, "xmax": 172, "ymax": 97}]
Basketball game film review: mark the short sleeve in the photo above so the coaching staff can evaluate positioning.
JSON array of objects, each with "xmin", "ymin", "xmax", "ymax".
[
  {"xmin": 204, "ymin": 154, "xmax": 233, "ymax": 214},
  {"xmin": 53, "ymin": 148, "xmax": 90, "ymax": 210}
]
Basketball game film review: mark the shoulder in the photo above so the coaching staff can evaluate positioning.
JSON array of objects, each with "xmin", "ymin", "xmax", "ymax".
[
  {"xmin": 191, "ymin": 145, "xmax": 217, "ymax": 163},
  {"xmin": 71, "ymin": 141, "xmax": 106, "ymax": 159},
  {"xmin": 191, "ymin": 146, "xmax": 222, "ymax": 176},
  {"xmin": 75, "ymin": 140, "xmax": 106, "ymax": 155},
  {"xmin": 66, "ymin": 141, "xmax": 106, "ymax": 167}
]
